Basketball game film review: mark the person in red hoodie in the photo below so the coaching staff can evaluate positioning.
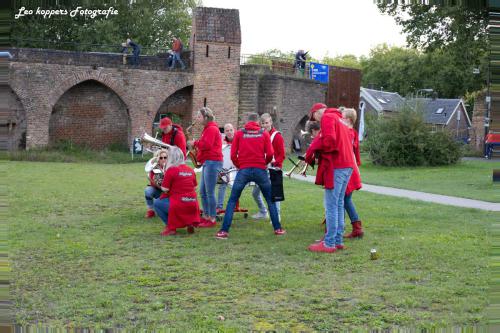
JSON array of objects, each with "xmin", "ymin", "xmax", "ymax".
[
  {"xmin": 215, "ymin": 113, "xmax": 286, "ymax": 239},
  {"xmin": 153, "ymin": 146, "xmax": 200, "ymax": 236},
  {"xmin": 188, "ymin": 107, "xmax": 223, "ymax": 227},
  {"xmin": 305, "ymin": 103, "xmax": 355, "ymax": 253},
  {"xmin": 251, "ymin": 113, "xmax": 285, "ymax": 221},
  {"xmin": 159, "ymin": 117, "xmax": 187, "ymax": 158},
  {"xmin": 341, "ymin": 108, "xmax": 364, "ymax": 238}
]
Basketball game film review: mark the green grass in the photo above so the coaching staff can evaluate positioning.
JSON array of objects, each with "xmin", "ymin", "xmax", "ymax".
[
  {"xmin": 6, "ymin": 160, "xmax": 496, "ymax": 330},
  {"xmin": 284, "ymin": 155, "xmax": 500, "ymax": 203}
]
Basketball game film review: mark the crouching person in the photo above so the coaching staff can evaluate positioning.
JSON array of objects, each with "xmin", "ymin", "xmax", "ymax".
[{"xmin": 154, "ymin": 146, "xmax": 200, "ymax": 236}]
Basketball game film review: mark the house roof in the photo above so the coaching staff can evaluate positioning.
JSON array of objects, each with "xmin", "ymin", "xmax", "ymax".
[
  {"xmin": 407, "ymin": 98, "xmax": 471, "ymax": 126},
  {"xmin": 360, "ymin": 88, "xmax": 404, "ymax": 112}
]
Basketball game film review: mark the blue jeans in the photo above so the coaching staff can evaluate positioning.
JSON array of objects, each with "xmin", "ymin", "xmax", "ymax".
[
  {"xmin": 200, "ymin": 160, "xmax": 223, "ymax": 218},
  {"xmin": 217, "ymin": 183, "xmax": 228, "ymax": 210},
  {"xmin": 221, "ymin": 168, "xmax": 281, "ymax": 232},
  {"xmin": 131, "ymin": 48, "xmax": 140, "ymax": 65},
  {"xmin": 153, "ymin": 197, "xmax": 170, "ymax": 225},
  {"xmin": 145, "ymin": 186, "xmax": 162, "ymax": 209},
  {"xmin": 252, "ymin": 186, "xmax": 280, "ymax": 218},
  {"xmin": 324, "ymin": 168, "xmax": 352, "ymax": 248},
  {"xmin": 170, "ymin": 51, "xmax": 186, "ymax": 69},
  {"xmin": 344, "ymin": 192, "xmax": 359, "ymax": 223}
]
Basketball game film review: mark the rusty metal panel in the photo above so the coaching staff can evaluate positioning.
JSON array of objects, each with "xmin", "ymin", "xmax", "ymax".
[{"xmin": 327, "ymin": 66, "xmax": 361, "ymax": 110}]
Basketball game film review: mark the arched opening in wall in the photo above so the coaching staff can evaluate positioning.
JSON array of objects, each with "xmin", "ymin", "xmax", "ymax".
[
  {"xmin": 291, "ymin": 115, "xmax": 310, "ymax": 153},
  {"xmin": 153, "ymin": 85, "xmax": 193, "ymax": 134},
  {"xmin": 50, "ymin": 80, "xmax": 130, "ymax": 150},
  {"xmin": 0, "ymin": 86, "xmax": 27, "ymax": 150}
]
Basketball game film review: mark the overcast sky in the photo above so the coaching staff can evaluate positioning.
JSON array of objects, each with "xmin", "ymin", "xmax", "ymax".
[{"xmin": 202, "ymin": 0, "xmax": 407, "ymax": 58}]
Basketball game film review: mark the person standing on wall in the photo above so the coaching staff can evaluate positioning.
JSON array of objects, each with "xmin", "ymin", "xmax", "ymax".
[
  {"xmin": 251, "ymin": 113, "xmax": 285, "ymax": 221},
  {"xmin": 215, "ymin": 112, "xmax": 286, "ymax": 239},
  {"xmin": 159, "ymin": 117, "xmax": 187, "ymax": 158},
  {"xmin": 188, "ymin": 107, "xmax": 223, "ymax": 228},
  {"xmin": 170, "ymin": 37, "xmax": 186, "ymax": 70},
  {"xmin": 126, "ymin": 38, "xmax": 141, "ymax": 66}
]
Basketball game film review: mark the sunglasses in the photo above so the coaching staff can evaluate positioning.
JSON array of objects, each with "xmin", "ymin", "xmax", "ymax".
[{"xmin": 159, "ymin": 156, "xmax": 167, "ymax": 160}]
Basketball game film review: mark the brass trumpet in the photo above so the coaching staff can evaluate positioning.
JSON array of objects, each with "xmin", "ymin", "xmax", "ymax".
[{"xmin": 285, "ymin": 157, "xmax": 308, "ymax": 177}]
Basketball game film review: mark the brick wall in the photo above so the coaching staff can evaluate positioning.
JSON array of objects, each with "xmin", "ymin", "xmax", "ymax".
[
  {"xmin": 471, "ymin": 92, "xmax": 487, "ymax": 152},
  {"xmin": 239, "ymin": 66, "xmax": 327, "ymax": 151},
  {"xmin": 8, "ymin": 61, "xmax": 194, "ymax": 149},
  {"xmin": 0, "ymin": 85, "xmax": 26, "ymax": 150},
  {"xmin": 50, "ymin": 80, "xmax": 129, "ymax": 149}
]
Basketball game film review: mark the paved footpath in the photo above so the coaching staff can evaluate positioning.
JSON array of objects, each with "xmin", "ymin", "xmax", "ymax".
[{"xmin": 290, "ymin": 174, "xmax": 500, "ymax": 212}]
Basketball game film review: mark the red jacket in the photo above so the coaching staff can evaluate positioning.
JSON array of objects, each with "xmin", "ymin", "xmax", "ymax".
[
  {"xmin": 194, "ymin": 121, "xmax": 223, "ymax": 164},
  {"xmin": 269, "ymin": 128, "xmax": 285, "ymax": 168},
  {"xmin": 305, "ymin": 110, "xmax": 355, "ymax": 189},
  {"xmin": 346, "ymin": 128, "xmax": 362, "ymax": 195},
  {"xmin": 161, "ymin": 124, "xmax": 187, "ymax": 158},
  {"xmin": 231, "ymin": 121, "xmax": 274, "ymax": 170},
  {"xmin": 160, "ymin": 164, "xmax": 200, "ymax": 230}
]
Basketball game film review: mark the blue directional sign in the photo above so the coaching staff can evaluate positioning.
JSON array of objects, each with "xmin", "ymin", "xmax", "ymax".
[{"xmin": 309, "ymin": 62, "xmax": 329, "ymax": 83}]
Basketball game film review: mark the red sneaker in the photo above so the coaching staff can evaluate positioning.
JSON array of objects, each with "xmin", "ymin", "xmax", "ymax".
[
  {"xmin": 215, "ymin": 230, "xmax": 228, "ymax": 239},
  {"xmin": 308, "ymin": 241, "xmax": 336, "ymax": 253},
  {"xmin": 274, "ymin": 228, "xmax": 286, "ymax": 236},
  {"xmin": 198, "ymin": 218, "xmax": 217, "ymax": 228},
  {"xmin": 145, "ymin": 209, "xmax": 155, "ymax": 218},
  {"xmin": 160, "ymin": 227, "xmax": 176, "ymax": 236},
  {"xmin": 335, "ymin": 244, "xmax": 346, "ymax": 250},
  {"xmin": 187, "ymin": 225, "xmax": 195, "ymax": 234},
  {"xmin": 216, "ymin": 208, "xmax": 225, "ymax": 214}
]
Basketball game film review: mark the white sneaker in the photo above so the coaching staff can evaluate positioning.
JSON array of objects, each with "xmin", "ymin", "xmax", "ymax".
[{"xmin": 251, "ymin": 212, "xmax": 268, "ymax": 219}]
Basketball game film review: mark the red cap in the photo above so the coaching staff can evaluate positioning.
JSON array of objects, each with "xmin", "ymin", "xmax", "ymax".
[
  {"xmin": 309, "ymin": 103, "xmax": 327, "ymax": 120},
  {"xmin": 159, "ymin": 117, "xmax": 172, "ymax": 129}
]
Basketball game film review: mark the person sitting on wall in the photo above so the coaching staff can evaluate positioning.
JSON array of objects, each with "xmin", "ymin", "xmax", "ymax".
[
  {"xmin": 153, "ymin": 146, "xmax": 200, "ymax": 236},
  {"xmin": 159, "ymin": 117, "xmax": 187, "ymax": 158}
]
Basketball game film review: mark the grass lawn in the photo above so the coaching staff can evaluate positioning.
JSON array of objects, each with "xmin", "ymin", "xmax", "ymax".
[
  {"xmin": 6, "ymin": 160, "xmax": 495, "ymax": 330},
  {"xmin": 284, "ymin": 155, "xmax": 500, "ymax": 203}
]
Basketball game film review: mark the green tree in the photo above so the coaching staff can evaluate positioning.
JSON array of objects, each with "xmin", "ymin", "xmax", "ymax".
[
  {"xmin": 12, "ymin": 0, "xmax": 201, "ymax": 54},
  {"xmin": 321, "ymin": 54, "xmax": 362, "ymax": 69}
]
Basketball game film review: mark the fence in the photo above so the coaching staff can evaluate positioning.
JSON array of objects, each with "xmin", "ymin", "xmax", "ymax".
[{"xmin": 240, "ymin": 54, "xmax": 312, "ymax": 79}]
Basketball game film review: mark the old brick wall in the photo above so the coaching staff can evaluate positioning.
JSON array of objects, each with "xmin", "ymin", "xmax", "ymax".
[
  {"xmin": 471, "ymin": 92, "xmax": 487, "ymax": 152},
  {"xmin": 8, "ymin": 61, "xmax": 194, "ymax": 149},
  {"xmin": 191, "ymin": 7, "xmax": 241, "ymax": 135},
  {"xmin": 0, "ymin": 85, "xmax": 26, "ymax": 150},
  {"xmin": 50, "ymin": 80, "xmax": 129, "ymax": 149},
  {"xmin": 239, "ymin": 66, "xmax": 327, "ymax": 151}
]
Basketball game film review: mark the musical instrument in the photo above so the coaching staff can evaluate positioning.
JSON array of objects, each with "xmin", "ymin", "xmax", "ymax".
[
  {"xmin": 141, "ymin": 132, "xmax": 173, "ymax": 152},
  {"xmin": 185, "ymin": 122, "xmax": 202, "ymax": 168},
  {"xmin": 285, "ymin": 157, "xmax": 308, "ymax": 177}
]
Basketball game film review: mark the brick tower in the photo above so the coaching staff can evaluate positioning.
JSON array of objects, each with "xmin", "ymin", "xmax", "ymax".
[{"xmin": 191, "ymin": 7, "xmax": 241, "ymax": 130}]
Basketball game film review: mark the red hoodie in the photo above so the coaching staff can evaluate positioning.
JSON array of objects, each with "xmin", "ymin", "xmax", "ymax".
[
  {"xmin": 346, "ymin": 128, "xmax": 362, "ymax": 195},
  {"xmin": 231, "ymin": 121, "xmax": 274, "ymax": 170},
  {"xmin": 269, "ymin": 127, "xmax": 285, "ymax": 168},
  {"xmin": 305, "ymin": 109, "xmax": 355, "ymax": 189},
  {"xmin": 194, "ymin": 121, "xmax": 223, "ymax": 164},
  {"xmin": 161, "ymin": 124, "xmax": 187, "ymax": 157}
]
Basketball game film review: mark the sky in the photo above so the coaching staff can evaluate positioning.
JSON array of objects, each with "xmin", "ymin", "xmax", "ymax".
[{"xmin": 202, "ymin": 0, "xmax": 407, "ymax": 59}]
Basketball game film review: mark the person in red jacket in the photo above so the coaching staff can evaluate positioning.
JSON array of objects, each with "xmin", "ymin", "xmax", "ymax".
[
  {"xmin": 341, "ymin": 108, "xmax": 364, "ymax": 238},
  {"xmin": 159, "ymin": 117, "xmax": 187, "ymax": 158},
  {"xmin": 305, "ymin": 103, "xmax": 355, "ymax": 253},
  {"xmin": 251, "ymin": 113, "xmax": 285, "ymax": 221},
  {"xmin": 144, "ymin": 149, "xmax": 168, "ymax": 218},
  {"xmin": 216, "ymin": 113, "xmax": 286, "ymax": 239},
  {"xmin": 153, "ymin": 146, "xmax": 200, "ymax": 236},
  {"xmin": 188, "ymin": 107, "xmax": 223, "ymax": 227}
]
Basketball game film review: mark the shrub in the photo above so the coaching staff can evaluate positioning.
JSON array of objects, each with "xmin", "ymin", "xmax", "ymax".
[{"xmin": 364, "ymin": 107, "xmax": 462, "ymax": 167}]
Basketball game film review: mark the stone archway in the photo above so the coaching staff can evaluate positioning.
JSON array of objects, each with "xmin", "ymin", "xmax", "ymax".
[
  {"xmin": 153, "ymin": 85, "xmax": 194, "ymax": 132},
  {"xmin": 49, "ymin": 80, "xmax": 130, "ymax": 149},
  {"xmin": 0, "ymin": 85, "xmax": 26, "ymax": 150},
  {"xmin": 291, "ymin": 115, "xmax": 310, "ymax": 152}
]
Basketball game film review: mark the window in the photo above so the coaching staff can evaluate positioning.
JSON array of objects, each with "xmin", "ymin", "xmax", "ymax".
[
  {"xmin": 376, "ymin": 98, "xmax": 387, "ymax": 104},
  {"xmin": 206, "ymin": 45, "xmax": 209, "ymax": 57},
  {"xmin": 435, "ymin": 108, "xmax": 444, "ymax": 114},
  {"xmin": 203, "ymin": 98, "xmax": 207, "ymax": 107},
  {"xmin": 228, "ymin": 46, "xmax": 231, "ymax": 59}
]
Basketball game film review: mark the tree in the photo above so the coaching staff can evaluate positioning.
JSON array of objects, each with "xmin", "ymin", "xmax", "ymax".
[{"xmin": 11, "ymin": 0, "xmax": 201, "ymax": 54}]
